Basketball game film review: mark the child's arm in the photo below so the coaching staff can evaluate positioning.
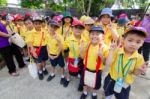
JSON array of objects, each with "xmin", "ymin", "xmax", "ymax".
[
  {"xmin": 133, "ymin": 61, "xmax": 149, "ymax": 75},
  {"xmin": 108, "ymin": 22, "xmax": 119, "ymax": 41},
  {"xmin": 28, "ymin": 43, "xmax": 38, "ymax": 58},
  {"xmin": 105, "ymin": 41, "xmax": 117, "ymax": 67}
]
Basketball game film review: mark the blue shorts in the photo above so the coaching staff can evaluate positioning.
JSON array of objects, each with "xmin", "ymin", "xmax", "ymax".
[
  {"xmin": 103, "ymin": 74, "xmax": 131, "ymax": 99},
  {"xmin": 50, "ymin": 53, "xmax": 65, "ymax": 68},
  {"xmin": 35, "ymin": 46, "xmax": 48, "ymax": 63}
]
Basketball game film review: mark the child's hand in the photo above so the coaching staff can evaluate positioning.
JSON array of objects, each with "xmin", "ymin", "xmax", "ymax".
[
  {"xmin": 98, "ymin": 47, "xmax": 103, "ymax": 59},
  {"xmin": 138, "ymin": 61, "xmax": 149, "ymax": 74},
  {"xmin": 110, "ymin": 40, "xmax": 117, "ymax": 51},
  {"xmin": 32, "ymin": 52, "xmax": 38, "ymax": 59},
  {"xmin": 49, "ymin": 55, "xmax": 57, "ymax": 60}
]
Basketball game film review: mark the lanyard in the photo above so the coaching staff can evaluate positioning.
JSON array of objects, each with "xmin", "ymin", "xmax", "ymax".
[
  {"xmin": 84, "ymin": 43, "xmax": 101, "ymax": 72},
  {"xmin": 117, "ymin": 54, "xmax": 133, "ymax": 80}
]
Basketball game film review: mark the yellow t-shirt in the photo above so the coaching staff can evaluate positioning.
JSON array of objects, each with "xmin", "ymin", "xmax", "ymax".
[
  {"xmin": 109, "ymin": 48, "xmax": 145, "ymax": 85},
  {"xmin": 24, "ymin": 29, "xmax": 35, "ymax": 43},
  {"xmin": 84, "ymin": 43, "xmax": 109, "ymax": 71},
  {"xmin": 56, "ymin": 25, "xmax": 73, "ymax": 40},
  {"xmin": 64, "ymin": 35, "xmax": 88, "ymax": 58},
  {"xmin": 14, "ymin": 25, "xmax": 27, "ymax": 38},
  {"xmin": 81, "ymin": 29, "xmax": 90, "ymax": 42},
  {"xmin": 47, "ymin": 33, "xmax": 64, "ymax": 56},
  {"xmin": 26, "ymin": 29, "xmax": 48, "ymax": 46}
]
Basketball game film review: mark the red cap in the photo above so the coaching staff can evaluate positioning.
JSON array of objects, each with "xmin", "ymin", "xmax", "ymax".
[
  {"xmin": 72, "ymin": 18, "xmax": 84, "ymax": 28},
  {"xmin": 15, "ymin": 14, "xmax": 24, "ymax": 21}
]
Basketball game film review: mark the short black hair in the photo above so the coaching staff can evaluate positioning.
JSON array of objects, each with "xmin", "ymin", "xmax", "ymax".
[{"xmin": 123, "ymin": 30, "xmax": 147, "ymax": 38}]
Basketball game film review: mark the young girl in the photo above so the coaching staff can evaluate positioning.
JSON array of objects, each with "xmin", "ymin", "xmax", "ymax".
[
  {"xmin": 46, "ymin": 20, "xmax": 65, "ymax": 85},
  {"xmin": 80, "ymin": 26, "xmax": 109, "ymax": 99},
  {"xmin": 63, "ymin": 19, "xmax": 87, "ymax": 87},
  {"xmin": 104, "ymin": 27, "xmax": 149, "ymax": 99},
  {"xmin": 99, "ymin": 8, "xmax": 118, "ymax": 47},
  {"xmin": 26, "ymin": 16, "xmax": 48, "ymax": 80}
]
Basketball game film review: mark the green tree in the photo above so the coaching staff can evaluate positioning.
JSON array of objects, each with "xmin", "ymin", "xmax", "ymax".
[
  {"xmin": 21, "ymin": 0, "xmax": 44, "ymax": 9},
  {"xmin": 0, "ymin": 0, "xmax": 7, "ymax": 7}
]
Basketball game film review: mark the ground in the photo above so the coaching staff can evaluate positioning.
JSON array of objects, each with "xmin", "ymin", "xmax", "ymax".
[{"xmin": 0, "ymin": 63, "xmax": 150, "ymax": 99}]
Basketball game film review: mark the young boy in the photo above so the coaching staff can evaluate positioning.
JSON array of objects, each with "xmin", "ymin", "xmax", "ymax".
[
  {"xmin": 63, "ymin": 19, "xmax": 87, "ymax": 87},
  {"xmin": 26, "ymin": 16, "xmax": 48, "ymax": 80},
  {"xmin": 104, "ymin": 27, "xmax": 149, "ymax": 99},
  {"xmin": 80, "ymin": 26, "xmax": 109, "ymax": 99},
  {"xmin": 46, "ymin": 20, "xmax": 66, "ymax": 84}
]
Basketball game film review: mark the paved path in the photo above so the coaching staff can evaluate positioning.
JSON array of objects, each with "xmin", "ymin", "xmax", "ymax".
[{"xmin": 0, "ymin": 64, "xmax": 150, "ymax": 99}]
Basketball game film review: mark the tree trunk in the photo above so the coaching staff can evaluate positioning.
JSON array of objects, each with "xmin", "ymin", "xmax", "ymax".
[{"xmin": 86, "ymin": 0, "xmax": 92, "ymax": 16}]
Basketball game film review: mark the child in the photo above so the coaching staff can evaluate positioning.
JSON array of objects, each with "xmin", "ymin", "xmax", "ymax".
[
  {"xmin": 82, "ymin": 17, "xmax": 95, "ymax": 42},
  {"xmin": 80, "ymin": 26, "xmax": 109, "ymax": 99},
  {"xmin": 104, "ymin": 27, "xmax": 149, "ymax": 99},
  {"xmin": 57, "ymin": 11, "xmax": 73, "ymax": 40},
  {"xmin": 24, "ymin": 17, "xmax": 34, "ymax": 61},
  {"xmin": 26, "ymin": 16, "xmax": 48, "ymax": 80},
  {"xmin": 46, "ymin": 20, "xmax": 66, "ymax": 84},
  {"xmin": 63, "ymin": 19, "xmax": 87, "ymax": 87},
  {"xmin": 99, "ymin": 8, "xmax": 118, "ymax": 47}
]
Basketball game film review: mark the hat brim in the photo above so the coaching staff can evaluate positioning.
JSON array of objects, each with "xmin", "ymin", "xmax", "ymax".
[
  {"xmin": 33, "ymin": 19, "xmax": 43, "ymax": 22},
  {"xmin": 90, "ymin": 30, "xmax": 104, "ymax": 34},
  {"xmin": 73, "ymin": 25, "xmax": 84, "ymax": 29},
  {"xmin": 49, "ymin": 23, "xmax": 60, "ymax": 28},
  {"xmin": 99, "ymin": 13, "xmax": 114, "ymax": 18},
  {"xmin": 125, "ymin": 29, "xmax": 148, "ymax": 37}
]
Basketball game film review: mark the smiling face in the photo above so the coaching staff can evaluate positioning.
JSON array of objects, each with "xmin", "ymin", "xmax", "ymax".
[
  {"xmin": 72, "ymin": 25, "xmax": 84, "ymax": 37},
  {"xmin": 24, "ymin": 19, "xmax": 33, "ymax": 30},
  {"xmin": 64, "ymin": 17, "xmax": 71, "ymax": 23},
  {"xmin": 100, "ymin": 14, "xmax": 111, "ymax": 25},
  {"xmin": 33, "ymin": 21, "xmax": 42, "ymax": 31},
  {"xmin": 48, "ymin": 24, "xmax": 58, "ymax": 33},
  {"xmin": 123, "ymin": 32, "xmax": 145, "ymax": 54},
  {"xmin": 90, "ymin": 31, "xmax": 103, "ymax": 44}
]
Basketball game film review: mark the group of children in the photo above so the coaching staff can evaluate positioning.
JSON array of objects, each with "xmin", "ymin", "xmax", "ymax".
[{"xmin": 0, "ymin": 8, "xmax": 149, "ymax": 99}]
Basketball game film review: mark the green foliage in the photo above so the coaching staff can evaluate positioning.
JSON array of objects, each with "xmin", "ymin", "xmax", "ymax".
[
  {"xmin": 0, "ymin": 0, "xmax": 7, "ymax": 7},
  {"xmin": 21, "ymin": 0, "xmax": 44, "ymax": 9}
]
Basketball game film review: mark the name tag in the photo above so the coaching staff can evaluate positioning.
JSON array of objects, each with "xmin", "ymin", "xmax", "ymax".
[
  {"xmin": 73, "ymin": 58, "xmax": 79, "ymax": 68},
  {"xmin": 114, "ymin": 78, "xmax": 123, "ymax": 93}
]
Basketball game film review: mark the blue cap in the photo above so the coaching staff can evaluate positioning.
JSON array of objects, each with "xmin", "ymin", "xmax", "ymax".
[
  {"xmin": 48, "ymin": 19, "xmax": 60, "ymax": 27},
  {"xmin": 118, "ymin": 18, "xmax": 130, "ymax": 25},
  {"xmin": 90, "ymin": 26, "xmax": 104, "ymax": 34},
  {"xmin": 99, "ymin": 8, "xmax": 113, "ymax": 17}
]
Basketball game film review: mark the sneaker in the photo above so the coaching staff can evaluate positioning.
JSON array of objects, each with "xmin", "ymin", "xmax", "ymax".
[
  {"xmin": 60, "ymin": 77, "xmax": 65, "ymax": 85},
  {"xmin": 47, "ymin": 75, "xmax": 55, "ymax": 82},
  {"xmin": 43, "ymin": 69, "xmax": 48, "ymax": 75},
  {"xmin": 10, "ymin": 72, "xmax": 19, "ymax": 77},
  {"xmin": 80, "ymin": 93, "xmax": 87, "ymax": 99},
  {"xmin": 38, "ymin": 72, "xmax": 44, "ymax": 80},
  {"xmin": 92, "ymin": 95, "xmax": 97, "ymax": 99},
  {"xmin": 63, "ymin": 79, "xmax": 70, "ymax": 87},
  {"xmin": 78, "ymin": 84, "xmax": 83, "ymax": 92}
]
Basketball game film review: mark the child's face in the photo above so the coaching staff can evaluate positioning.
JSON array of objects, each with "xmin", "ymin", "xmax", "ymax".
[
  {"xmin": 33, "ymin": 21, "xmax": 42, "ymax": 31},
  {"xmin": 100, "ymin": 14, "xmax": 111, "ymax": 25},
  {"xmin": 48, "ymin": 24, "xmax": 58, "ymax": 33},
  {"xmin": 90, "ymin": 31, "xmax": 103, "ymax": 44},
  {"xmin": 64, "ymin": 17, "xmax": 71, "ymax": 23},
  {"xmin": 24, "ymin": 20, "xmax": 33, "ymax": 30},
  {"xmin": 85, "ymin": 24, "xmax": 93, "ymax": 31},
  {"xmin": 73, "ymin": 26, "xmax": 84, "ymax": 36},
  {"xmin": 17, "ymin": 20, "xmax": 24, "ymax": 26},
  {"xmin": 123, "ymin": 33, "xmax": 145, "ymax": 53}
]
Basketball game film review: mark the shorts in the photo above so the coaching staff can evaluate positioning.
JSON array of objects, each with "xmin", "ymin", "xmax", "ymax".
[
  {"xmin": 50, "ymin": 53, "xmax": 65, "ymax": 68},
  {"xmin": 80, "ymin": 68, "xmax": 102, "ymax": 90},
  {"xmin": 35, "ymin": 46, "xmax": 48, "ymax": 63},
  {"xmin": 103, "ymin": 74, "xmax": 131, "ymax": 99}
]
